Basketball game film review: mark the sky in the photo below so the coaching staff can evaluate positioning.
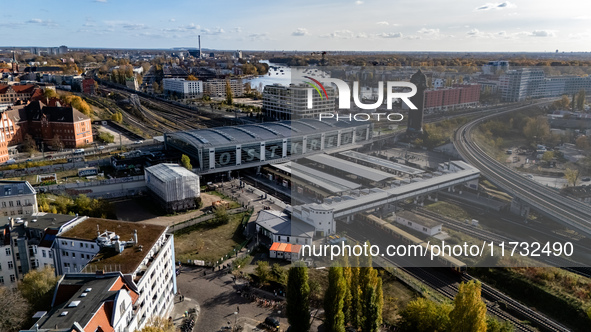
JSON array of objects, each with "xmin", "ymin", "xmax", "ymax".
[{"xmin": 2, "ymin": 0, "xmax": 591, "ymax": 52}]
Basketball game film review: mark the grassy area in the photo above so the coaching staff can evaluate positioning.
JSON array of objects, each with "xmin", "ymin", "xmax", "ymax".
[
  {"xmin": 423, "ymin": 201, "xmax": 469, "ymax": 221},
  {"xmin": 174, "ymin": 212, "xmax": 247, "ymax": 264},
  {"xmin": 379, "ymin": 270, "xmax": 416, "ymax": 325},
  {"xmin": 471, "ymin": 267, "xmax": 591, "ymax": 331}
]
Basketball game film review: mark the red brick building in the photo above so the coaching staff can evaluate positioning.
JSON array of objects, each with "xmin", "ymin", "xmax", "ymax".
[
  {"xmin": 0, "ymin": 84, "xmax": 37, "ymax": 104},
  {"xmin": 423, "ymin": 83, "xmax": 481, "ymax": 112},
  {"xmin": 0, "ymin": 100, "xmax": 93, "ymax": 159},
  {"xmin": 82, "ymin": 77, "xmax": 96, "ymax": 95}
]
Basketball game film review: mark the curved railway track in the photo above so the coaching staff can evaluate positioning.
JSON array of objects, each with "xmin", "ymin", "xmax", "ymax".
[{"xmin": 453, "ymin": 100, "xmax": 591, "ymax": 237}]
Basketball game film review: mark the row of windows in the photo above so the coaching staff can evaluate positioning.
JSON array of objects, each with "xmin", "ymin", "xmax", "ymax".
[
  {"xmin": 1, "ymin": 199, "xmax": 30, "ymax": 207},
  {"xmin": 61, "ymin": 250, "xmax": 93, "ymax": 260},
  {"xmin": 0, "ymin": 275, "xmax": 16, "ymax": 284}
]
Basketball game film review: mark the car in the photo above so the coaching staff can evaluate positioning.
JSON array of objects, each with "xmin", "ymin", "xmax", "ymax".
[
  {"xmin": 526, "ymin": 174, "xmax": 534, "ymax": 179},
  {"xmin": 26, "ymin": 158, "xmax": 33, "ymax": 162},
  {"xmin": 97, "ymin": 146, "xmax": 105, "ymax": 150},
  {"xmin": 583, "ymin": 177, "xmax": 591, "ymax": 182},
  {"xmin": 3, "ymin": 159, "xmax": 16, "ymax": 165},
  {"xmin": 73, "ymin": 148, "xmax": 85, "ymax": 154},
  {"xmin": 264, "ymin": 317, "xmax": 280, "ymax": 330},
  {"xmin": 134, "ymin": 140, "xmax": 144, "ymax": 144},
  {"xmin": 45, "ymin": 155, "xmax": 54, "ymax": 160}
]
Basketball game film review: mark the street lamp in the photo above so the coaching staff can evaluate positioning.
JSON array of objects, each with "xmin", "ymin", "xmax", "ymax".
[{"xmin": 233, "ymin": 311, "xmax": 238, "ymax": 331}]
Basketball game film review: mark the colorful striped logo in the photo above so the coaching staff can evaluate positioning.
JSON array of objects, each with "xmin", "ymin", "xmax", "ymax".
[{"xmin": 303, "ymin": 76, "xmax": 329, "ymax": 100}]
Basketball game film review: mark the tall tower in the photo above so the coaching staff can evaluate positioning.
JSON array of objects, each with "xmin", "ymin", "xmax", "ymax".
[
  {"xmin": 406, "ymin": 69, "xmax": 427, "ymax": 136},
  {"xmin": 198, "ymin": 35, "xmax": 201, "ymax": 59},
  {"xmin": 10, "ymin": 50, "xmax": 18, "ymax": 74}
]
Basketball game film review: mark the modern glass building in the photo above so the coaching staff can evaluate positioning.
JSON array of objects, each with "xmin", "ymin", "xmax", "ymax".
[{"xmin": 164, "ymin": 119, "xmax": 373, "ymax": 174}]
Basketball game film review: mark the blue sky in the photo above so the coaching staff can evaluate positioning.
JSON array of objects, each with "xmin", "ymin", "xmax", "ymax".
[{"xmin": 2, "ymin": 0, "xmax": 591, "ymax": 52}]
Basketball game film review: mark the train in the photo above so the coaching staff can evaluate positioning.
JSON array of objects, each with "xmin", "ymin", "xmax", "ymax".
[{"xmin": 364, "ymin": 213, "xmax": 467, "ymax": 273}]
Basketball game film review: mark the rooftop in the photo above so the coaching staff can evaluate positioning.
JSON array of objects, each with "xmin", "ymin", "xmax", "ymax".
[
  {"xmin": 0, "ymin": 180, "xmax": 36, "ymax": 197},
  {"xmin": 165, "ymin": 118, "xmax": 369, "ymax": 149},
  {"xmin": 145, "ymin": 163, "xmax": 199, "ymax": 182},
  {"xmin": 339, "ymin": 150, "xmax": 424, "ymax": 176},
  {"xmin": 59, "ymin": 218, "xmax": 166, "ymax": 274},
  {"xmin": 395, "ymin": 210, "xmax": 442, "ymax": 229},
  {"xmin": 255, "ymin": 209, "xmax": 314, "ymax": 238},
  {"xmin": 271, "ymin": 162, "xmax": 361, "ymax": 194},
  {"xmin": 35, "ymin": 273, "xmax": 137, "ymax": 331},
  {"xmin": 303, "ymin": 154, "xmax": 395, "ymax": 183}
]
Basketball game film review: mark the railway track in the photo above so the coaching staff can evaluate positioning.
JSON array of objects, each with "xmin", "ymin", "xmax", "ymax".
[
  {"xmin": 341, "ymin": 219, "xmax": 570, "ymax": 331},
  {"xmin": 453, "ymin": 100, "xmax": 591, "ymax": 238}
]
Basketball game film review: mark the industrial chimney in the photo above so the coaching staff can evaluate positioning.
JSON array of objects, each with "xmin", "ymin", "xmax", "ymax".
[{"xmin": 198, "ymin": 35, "xmax": 201, "ymax": 59}]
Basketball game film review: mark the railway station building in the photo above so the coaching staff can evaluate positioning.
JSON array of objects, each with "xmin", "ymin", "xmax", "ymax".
[{"xmin": 164, "ymin": 118, "xmax": 373, "ymax": 174}]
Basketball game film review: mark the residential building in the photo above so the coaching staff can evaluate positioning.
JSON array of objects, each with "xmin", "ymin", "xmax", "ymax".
[
  {"xmin": 499, "ymin": 68, "xmax": 545, "ymax": 102},
  {"xmin": 422, "ymin": 84, "xmax": 481, "ymax": 113},
  {"xmin": 144, "ymin": 163, "xmax": 200, "ymax": 213},
  {"xmin": 0, "ymin": 181, "xmax": 38, "ymax": 216},
  {"xmin": 162, "ymin": 78, "xmax": 203, "ymax": 98},
  {"xmin": 482, "ymin": 60, "xmax": 510, "ymax": 75},
  {"xmin": 203, "ymin": 78, "xmax": 244, "ymax": 98},
  {"xmin": 23, "ymin": 272, "xmax": 139, "ymax": 332},
  {"xmin": 263, "ymin": 83, "xmax": 336, "ymax": 120},
  {"xmin": 0, "ymin": 213, "xmax": 85, "ymax": 287},
  {"xmin": 81, "ymin": 78, "xmax": 96, "ymax": 95},
  {"xmin": 54, "ymin": 218, "xmax": 177, "ymax": 329},
  {"xmin": 0, "ymin": 84, "xmax": 37, "ymax": 103}
]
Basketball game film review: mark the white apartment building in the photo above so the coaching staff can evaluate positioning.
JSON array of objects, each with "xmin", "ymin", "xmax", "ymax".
[
  {"xmin": 203, "ymin": 78, "xmax": 244, "ymax": 98},
  {"xmin": 0, "ymin": 181, "xmax": 38, "ymax": 216},
  {"xmin": 0, "ymin": 213, "xmax": 84, "ymax": 287},
  {"xmin": 162, "ymin": 78, "xmax": 203, "ymax": 98},
  {"xmin": 55, "ymin": 218, "xmax": 177, "ymax": 330},
  {"xmin": 263, "ymin": 83, "xmax": 336, "ymax": 120}
]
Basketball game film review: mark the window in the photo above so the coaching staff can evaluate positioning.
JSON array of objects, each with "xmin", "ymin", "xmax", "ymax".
[
  {"xmin": 72, "ymin": 253, "xmax": 76, "ymax": 258},
  {"xmin": 5, "ymin": 248, "xmax": 10, "ymax": 256},
  {"xmin": 1, "ymin": 202, "xmax": 5, "ymax": 207},
  {"xmin": 80, "ymin": 243, "xmax": 83, "ymax": 248},
  {"xmin": 16, "ymin": 200, "xmax": 20, "ymax": 206},
  {"xmin": 49, "ymin": 251, "xmax": 53, "ymax": 259},
  {"xmin": 8, "ymin": 261, "xmax": 13, "ymax": 269},
  {"xmin": 0, "ymin": 276, "xmax": 3, "ymax": 284},
  {"xmin": 8, "ymin": 201, "xmax": 13, "ymax": 207},
  {"xmin": 42, "ymin": 250, "xmax": 46, "ymax": 258},
  {"xmin": 9, "ymin": 275, "xmax": 15, "ymax": 282}
]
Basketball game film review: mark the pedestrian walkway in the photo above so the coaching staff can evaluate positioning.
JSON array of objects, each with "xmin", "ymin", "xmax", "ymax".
[{"xmin": 171, "ymin": 296, "xmax": 200, "ymax": 329}]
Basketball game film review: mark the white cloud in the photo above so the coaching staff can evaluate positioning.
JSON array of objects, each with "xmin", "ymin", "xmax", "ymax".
[
  {"xmin": 169, "ymin": 18, "xmax": 176, "ymax": 22},
  {"xmin": 530, "ymin": 30, "xmax": 555, "ymax": 37},
  {"xmin": 94, "ymin": 0, "xmax": 107, "ymax": 3},
  {"xmin": 122, "ymin": 23, "xmax": 145, "ymax": 30},
  {"xmin": 475, "ymin": 1, "xmax": 516, "ymax": 11},
  {"xmin": 376, "ymin": 21, "xmax": 389, "ymax": 26},
  {"xmin": 418, "ymin": 28, "xmax": 439, "ymax": 36},
  {"xmin": 292, "ymin": 28, "xmax": 309, "ymax": 36},
  {"xmin": 322, "ymin": 30, "xmax": 355, "ymax": 39},
  {"xmin": 378, "ymin": 32, "xmax": 403, "ymax": 38},
  {"xmin": 27, "ymin": 18, "xmax": 58, "ymax": 27},
  {"xmin": 355, "ymin": 0, "xmax": 364, "ymax": 4},
  {"xmin": 201, "ymin": 27, "xmax": 224, "ymax": 35}
]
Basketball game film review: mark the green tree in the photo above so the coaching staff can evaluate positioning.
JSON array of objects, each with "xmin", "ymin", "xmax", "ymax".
[
  {"xmin": 564, "ymin": 167, "xmax": 580, "ymax": 187},
  {"xmin": 98, "ymin": 131, "xmax": 115, "ymax": 143},
  {"xmin": 255, "ymin": 261, "xmax": 270, "ymax": 285},
  {"xmin": 111, "ymin": 111, "xmax": 123, "ymax": 123},
  {"xmin": 576, "ymin": 89, "xmax": 586, "ymax": 110},
  {"xmin": 63, "ymin": 95, "xmax": 92, "ymax": 116},
  {"xmin": 324, "ymin": 266, "xmax": 346, "ymax": 332},
  {"xmin": 286, "ymin": 264, "xmax": 311, "ymax": 332},
  {"xmin": 361, "ymin": 268, "xmax": 382, "ymax": 332},
  {"xmin": 349, "ymin": 254, "xmax": 362, "ymax": 329},
  {"xmin": 43, "ymin": 88, "xmax": 58, "ymax": 99},
  {"xmin": 551, "ymin": 95, "xmax": 571, "ymax": 110},
  {"xmin": 225, "ymin": 80, "xmax": 233, "ymax": 105},
  {"xmin": 51, "ymin": 134, "xmax": 64, "ymax": 151},
  {"xmin": 0, "ymin": 286, "xmax": 30, "ymax": 332},
  {"xmin": 213, "ymin": 205, "xmax": 229, "ymax": 225},
  {"xmin": 23, "ymin": 134, "xmax": 38, "ymax": 156},
  {"xmin": 18, "ymin": 267, "xmax": 60, "ymax": 311},
  {"xmin": 271, "ymin": 263, "xmax": 287, "ymax": 285},
  {"xmin": 449, "ymin": 280, "xmax": 487, "ymax": 332},
  {"xmin": 181, "ymin": 154, "xmax": 192, "ymax": 170},
  {"xmin": 541, "ymin": 150, "xmax": 554, "ymax": 162},
  {"xmin": 397, "ymin": 298, "xmax": 452, "ymax": 332},
  {"xmin": 486, "ymin": 317, "xmax": 514, "ymax": 332},
  {"xmin": 523, "ymin": 116, "xmax": 550, "ymax": 143},
  {"xmin": 341, "ymin": 253, "xmax": 353, "ymax": 325}
]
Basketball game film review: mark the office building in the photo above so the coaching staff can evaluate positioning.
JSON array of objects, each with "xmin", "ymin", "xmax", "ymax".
[
  {"xmin": 162, "ymin": 78, "xmax": 203, "ymax": 98},
  {"xmin": 263, "ymin": 83, "xmax": 335, "ymax": 120}
]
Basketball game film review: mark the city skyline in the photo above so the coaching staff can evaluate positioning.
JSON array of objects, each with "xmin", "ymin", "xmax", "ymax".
[{"xmin": 2, "ymin": 0, "xmax": 591, "ymax": 52}]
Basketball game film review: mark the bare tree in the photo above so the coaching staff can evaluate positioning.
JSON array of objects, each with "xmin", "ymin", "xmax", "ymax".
[{"xmin": 0, "ymin": 286, "xmax": 30, "ymax": 332}]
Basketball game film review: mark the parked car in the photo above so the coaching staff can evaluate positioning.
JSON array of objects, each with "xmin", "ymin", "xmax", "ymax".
[
  {"xmin": 45, "ymin": 155, "xmax": 54, "ymax": 160},
  {"xmin": 134, "ymin": 140, "xmax": 144, "ymax": 144},
  {"xmin": 582, "ymin": 177, "xmax": 591, "ymax": 182},
  {"xmin": 98, "ymin": 146, "xmax": 105, "ymax": 150},
  {"xmin": 264, "ymin": 317, "xmax": 280, "ymax": 331},
  {"xmin": 73, "ymin": 148, "xmax": 85, "ymax": 154}
]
